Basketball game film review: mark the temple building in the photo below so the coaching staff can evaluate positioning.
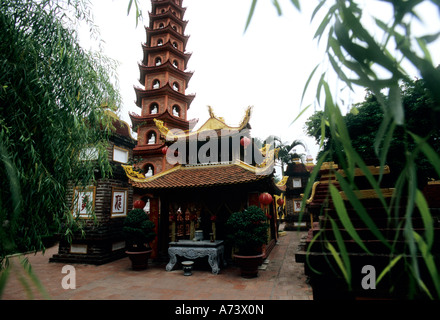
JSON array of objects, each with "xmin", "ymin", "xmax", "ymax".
[
  {"xmin": 123, "ymin": 0, "xmax": 282, "ymax": 262},
  {"xmin": 50, "ymin": 112, "xmax": 137, "ymax": 265},
  {"xmin": 51, "ymin": 0, "xmax": 282, "ymax": 267}
]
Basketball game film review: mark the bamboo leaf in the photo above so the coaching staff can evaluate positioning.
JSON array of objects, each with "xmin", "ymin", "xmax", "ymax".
[
  {"xmin": 326, "ymin": 241, "xmax": 350, "ymax": 284},
  {"xmin": 389, "ymin": 85, "xmax": 404, "ymax": 125},
  {"xmin": 301, "ymin": 64, "xmax": 319, "ymax": 105},
  {"xmin": 290, "ymin": 0, "xmax": 301, "ymax": 11},
  {"xmin": 376, "ymin": 255, "xmax": 403, "ymax": 286},
  {"xmin": 305, "ymin": 229, "xmax": 324, "ymax": 276},
  {"xmin": 409, "ymin": 132, "xmax": 440, "ymax": 179},
  {"xmin": 272, "ymin": 0, "xmax": 282, "ymax": 16},
  {"xmin": 127, "ymin": 0, "xmax": 133, "ymax": 15},
  {"xmin": 311, "ymin": 0, "xmax": 326, "ymax": 23},
  {"xmin": 416, "ymin": 37, "xmax": 433, "ymax": 64},
  {"xmin": 290, "ymin": 104, "xmax": 311, "ymax": 126},
  {"xmin": 352, "ymin": 152, "xmax": 390, "ymax": 212},
  {"xmin": 335, "ymin": 171, "xmax": 392, "ymax": 250},
  {"xmin": 420, "ymin": 31, "xmax": 440, "ymax": 44},
  {"xmin": 314, "ymin": 11, "xmax": 332, "ymax": 42},
  {"xmin": 244, "ymin": 0, "xmax": 258, "ymax": 32},
  {"xmin": 329, "ymin": 183, "xmax": 371, "ymax": 254},
  {"xmin": 413, "ymin": 231, "xmax": 440, "ymax": 299},
  {"xmin": 327, "ymin": 217, "xmax": 351, "ymax": 289},
  {"xmin": 416, "ymin": 190, "xmax": 434, "ymax": 250},
  {"xmin": 328, "ymin": 53, "xmax": 353, "ymax": 92},
  {"xmin": 376, "ymin": 118, "xmax": 396, "ymax": 182}
]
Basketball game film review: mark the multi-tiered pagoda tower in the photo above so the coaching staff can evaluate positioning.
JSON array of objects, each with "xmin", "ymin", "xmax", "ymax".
[{"xmin": 129, "ymin": 0, "xmax": 195, "ymax": 176}]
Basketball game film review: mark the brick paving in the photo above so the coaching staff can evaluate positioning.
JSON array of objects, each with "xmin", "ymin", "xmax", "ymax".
[{"xmin": 1, "ymin": 230, "xmax": 312, "ymax": 300}]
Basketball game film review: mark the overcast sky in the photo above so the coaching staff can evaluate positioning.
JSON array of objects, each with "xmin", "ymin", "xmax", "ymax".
[{"xmin": 80, "ymin": 0, "xmax": 440, "ymax": 162}]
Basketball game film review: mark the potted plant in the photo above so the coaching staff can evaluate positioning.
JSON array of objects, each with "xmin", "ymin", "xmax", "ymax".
[
  {"xmin": 226, "ymin": 205, "xmax": 269, "ymax": 278},
  {"xmin": 123, "ymin": 208, "xmax": 156, "ymax": 270}
]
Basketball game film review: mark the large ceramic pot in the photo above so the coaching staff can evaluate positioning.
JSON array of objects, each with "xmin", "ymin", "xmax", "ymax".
[
  {"xmin": 233, "ymin": 253, "xmax": 264, "ymax": 278},
  {"xmin": 126, "ymin": 249, "xmax": 152, "ymax": 271}
]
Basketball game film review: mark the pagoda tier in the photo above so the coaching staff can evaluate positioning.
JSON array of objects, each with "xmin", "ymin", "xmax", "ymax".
[
  {"xmin": 141, "ymin": 42, "xmax": 192, "ymax": 70},
  {"xmin": 129, "ymin": 108, "xmax": 191, "ymax": 132},
  {"xmin": 147, "ymin": 10, "xmax": 188, "ymax": 32},
  {"xmin": 133, "ymin": 83, "xmax": 195, "ymax": 109},
  {"xmin": 150, "ymin": 0, "xmax": 187, "ymax": 18},
  {"xmin": 145, "ymin": 25, "xmax": 190, "ymax": 48},
  {"xmin": 138, "ymin": 60, "xmax": 193, "ymax": 87}
]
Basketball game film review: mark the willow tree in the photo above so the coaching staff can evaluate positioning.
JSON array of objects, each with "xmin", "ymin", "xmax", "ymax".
[
  {"xmin": 0, "ymin": 0, "xmax": 121, "ymax": 263},
  {"xmin": 247, "ymin": 0, "xmax": 440, "ymax": 299}
]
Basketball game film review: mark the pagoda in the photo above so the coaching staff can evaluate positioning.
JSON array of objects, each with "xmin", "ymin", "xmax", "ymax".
[
  {"xmin": 123, "ymin": 0, "xmax": 283, "ymax": 264},
  {"xmin": 129, "ymin": 0, "xmax": 195, "ymax": 176}
]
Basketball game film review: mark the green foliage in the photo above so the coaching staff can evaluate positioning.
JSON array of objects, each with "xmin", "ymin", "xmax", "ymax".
[
  {"xmin": 248, "ymin": 0, "xmax": 440, "ymax": 298},
  {"xmin": 273, "ymin": 137, "xmax": 306, "ymax": 176},
  {"xmin": 305, "ymin": 78, "xmax": 440, "ymax": 187},
  {"xmin": 0, "ymin": 0, "xmax": 120, "ymax": 261},
  {"xmin": 123, "ymin": 209, "xmax": 156, "ymax": 251},
  {"xmin": 226, "ymin": 206, "xmax": 269, "ymax": 255}
]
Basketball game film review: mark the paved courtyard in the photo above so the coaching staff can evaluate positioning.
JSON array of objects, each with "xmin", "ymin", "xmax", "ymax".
[{"xmin": 1, "ymin": 230, "xmax": 312, "ymax": 300}]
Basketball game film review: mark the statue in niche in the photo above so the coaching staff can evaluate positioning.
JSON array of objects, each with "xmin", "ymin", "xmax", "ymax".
[
  {"xmin": 172, "ymin": 106, "xmax": 180, "ymax": 117},
  {"xmin": 145, "ymin": 166, "xmax": 153, "ymax": 177},
  {"xmin": 148, "ymin": 132, "xmax": 156, "ymax": 144}
]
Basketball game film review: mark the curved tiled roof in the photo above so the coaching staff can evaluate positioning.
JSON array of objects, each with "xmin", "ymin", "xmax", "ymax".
[{"xmin": 123, "ymin": 161, "xmax": 273, "ymax": 190}]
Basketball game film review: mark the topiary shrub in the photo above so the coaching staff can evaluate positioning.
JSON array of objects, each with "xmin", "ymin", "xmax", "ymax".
[
  {"xmin": 225, "ymin": 205, "xmax": 269, "ymax": 255},
  {"xmin": 123, "ymin": 209, "xmax": 156, "ymax": 252}
]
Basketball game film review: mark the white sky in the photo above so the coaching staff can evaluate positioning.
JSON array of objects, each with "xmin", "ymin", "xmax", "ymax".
[{"xmin": 81, "ymin": 0, "xmax": 440, "ymax": 163}]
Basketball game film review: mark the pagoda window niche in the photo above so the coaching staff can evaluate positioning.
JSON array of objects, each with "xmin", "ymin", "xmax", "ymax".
[
  {"xmin": 158, "ymin": 22, "xmax": 165, "ymax": 29},
  {"xmin": 172, "ymin": 82, "xmax": 179, "ymax": 92},
  {"xmin": 157, "ymin": 39, "xmax": 163, "ymax": 46},
  {"xmin": 153, "ymin": 79, "xmax": 160, "ymax": 89},
  {"xmin": 150, "ymin": 103, "xmax": 159, "ymax": 114},
  {"xmin": 155, "ymin": 57, "xmax": 162, "ymax": 66},
  {"xmin": 144, "ymin": 164, "xmax": 154, "ymax": 177},
  {"xmin": 144, "ymin": 198, "xmax": 151, "ymax": 213},
  {"xmin": 172, "ymin": 105, "xmax": 180, "ymax": 117},
  {"xmin": 172, "ymin": 60, "xmax": 178, "ymax": 68},
  {"xmin": 172, "ymin": 41, "xmax": 178, "ymax": 49},
  {"xmin": 147, "ymin": 131, "xmax": 156, "ymax": 145}
]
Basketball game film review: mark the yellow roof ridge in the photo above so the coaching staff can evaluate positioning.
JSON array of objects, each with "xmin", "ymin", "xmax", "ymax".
[
  {"xmin": 122, "ymin": 164, "xmax": 182, "ymax": 183},
  {"xmin": 155, "ymin": 106, "xmax": 253, "ymax": 140}
]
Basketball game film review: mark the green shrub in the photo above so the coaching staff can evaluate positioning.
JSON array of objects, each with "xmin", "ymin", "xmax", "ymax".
[
  {"xmin": 226, "ymin": 205, "xmax": 269, "ymax": 255},
  {"xmin": 123, "ymin": 209, "xmax": 156, "ymax": 251}
]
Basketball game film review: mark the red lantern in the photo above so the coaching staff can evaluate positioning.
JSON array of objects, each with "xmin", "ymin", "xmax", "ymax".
[
  {"xmin": 133, "ymin": 200, "xmax": 146, "ymax": 209},
  {"xmin": 161, "ymin": 146, "xmax": 168, "ymax": 155},
  {"xmin": 240, "ymin": 136, "xmax": 251, "ymax": 148},
  {"xmin": 259, "ymin": 192, "xmax": 273, "ymax": 206},
  {"xmin": 277, "ymin": 198, "xmax": 284, "ymax": 206}
]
